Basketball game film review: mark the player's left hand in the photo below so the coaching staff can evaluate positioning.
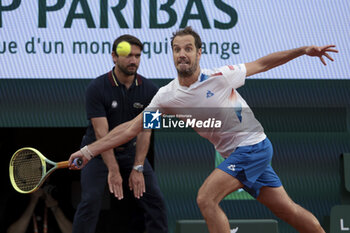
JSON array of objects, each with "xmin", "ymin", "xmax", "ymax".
[
  {"xmin": 305, "ymin": 45, "xmax": 338, "ymax": 65},
  {"xmin": 129, "ymin": 170, "xmax": 145, "ymax": 199}
]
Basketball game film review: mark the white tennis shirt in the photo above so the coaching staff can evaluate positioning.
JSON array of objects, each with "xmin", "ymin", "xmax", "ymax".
[{"xmin": 147, "ymin": 64, "xmax": 266, "ymax": 158}]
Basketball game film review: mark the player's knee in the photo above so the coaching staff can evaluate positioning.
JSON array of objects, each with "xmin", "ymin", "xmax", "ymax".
[
  {"xmin": 196, "ymin": 191, "xmax": 212, "ymax": 211},
  {"xmin": 196, "ymin": 195, "xmax": 207, "ymax": 211}
]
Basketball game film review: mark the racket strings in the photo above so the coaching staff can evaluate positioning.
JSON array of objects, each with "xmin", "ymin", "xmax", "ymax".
[{"xmin": 12, "ymin": 150, "xmax": 43, "ymax": 191}]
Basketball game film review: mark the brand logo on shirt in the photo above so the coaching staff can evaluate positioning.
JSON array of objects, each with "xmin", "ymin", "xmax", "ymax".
[
  {"xmin": 133, "ymin": 102, "xmax": 144, "ymax": 109},
  {"xmin": 228, "ymin": 164, "xmax": 236, "ymax": 171},
  {"xmin": 111, "ymin": 100, "xmax": 118, "ymax": 108},
  {"xmin": 143, "ymin": 110, "xmax": 161, "ymax": 129},
  {"xmin": 206, "ymin": 90, "xmax": 214, "ymax": 98},
  {"xmin": 231, "ymin": 227, "xmax": 239, "ymax": 233}
]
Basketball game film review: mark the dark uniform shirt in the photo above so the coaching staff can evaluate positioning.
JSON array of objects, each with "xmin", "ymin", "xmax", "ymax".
[{"xmin": 81, "ymin": 67, "xmax": 158, "ymax": 154}]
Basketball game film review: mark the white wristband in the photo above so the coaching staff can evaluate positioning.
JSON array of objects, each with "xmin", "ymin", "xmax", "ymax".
[{"xmin": 80, "ymin": 146, "xmax": 94, "ymax": 160}]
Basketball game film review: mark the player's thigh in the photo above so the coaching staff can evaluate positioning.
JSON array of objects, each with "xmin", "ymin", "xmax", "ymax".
[
  {"xmin": 257, "ymin": 186, "xmax": 295, "ymax": 214},
  {"xmin": 198, "ymin": 168, "xmax": 244, "ymax": 203}
]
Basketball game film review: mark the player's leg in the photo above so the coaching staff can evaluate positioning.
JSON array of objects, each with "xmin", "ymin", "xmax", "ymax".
[
  {"xmin": 72, "ymin": 157, "xmax": 108, "ymax": 233},
  {"xmin": 136, "ymin": 159, "xmax": 168, "ymax": 233},
  {"xmin": 197, "ymin": 168, "xmax": 244, "ymax": 233},
  {"xmin": 257, "ymin": 186, "xmax": 325, "ymax": 233}
]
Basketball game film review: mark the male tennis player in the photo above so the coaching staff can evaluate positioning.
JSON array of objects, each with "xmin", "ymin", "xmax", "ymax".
[{"xmin": 69, "ymin": 27, "xmax": 337, "ymax": 233}]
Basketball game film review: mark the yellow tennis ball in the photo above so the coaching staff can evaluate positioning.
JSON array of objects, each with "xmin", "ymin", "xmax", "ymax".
[{"xmin": 116, "ymin": 41, "xmax": 131, "ymax": 56}]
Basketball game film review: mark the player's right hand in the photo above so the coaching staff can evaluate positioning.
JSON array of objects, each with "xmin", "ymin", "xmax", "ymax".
[{"xmin": 68, "ymin": 150, "xmax": 89, "ymax": 170}]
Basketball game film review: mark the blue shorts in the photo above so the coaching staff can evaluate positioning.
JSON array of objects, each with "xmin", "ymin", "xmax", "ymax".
[{"xmin": 217, "ymin": 138, "xmax": 282, "ymax": 198}]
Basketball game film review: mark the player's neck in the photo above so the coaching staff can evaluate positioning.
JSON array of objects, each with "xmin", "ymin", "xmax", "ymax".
[{"xmin": 178, "ymin": 68, "xmax": 200, "ymax": 87}]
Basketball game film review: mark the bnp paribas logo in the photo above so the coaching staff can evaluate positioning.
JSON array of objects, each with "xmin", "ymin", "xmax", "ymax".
[{"xmin": 143, "ymin": 110, "xmax": 162, "ymax": 129}]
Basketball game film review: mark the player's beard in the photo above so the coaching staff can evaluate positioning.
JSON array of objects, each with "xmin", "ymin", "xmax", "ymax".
[
  {"xmin": 176, "ymin": 55, "xmax": 198, "ymax": 78},
  {"xmin": 117, "ymin": 63, "xmax": 138, "ymax": 76}
]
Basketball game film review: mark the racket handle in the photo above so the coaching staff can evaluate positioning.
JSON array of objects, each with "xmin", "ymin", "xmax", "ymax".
[{"xmin": 73, "ymin": 158, "xmax": 83, "ymax": 168}]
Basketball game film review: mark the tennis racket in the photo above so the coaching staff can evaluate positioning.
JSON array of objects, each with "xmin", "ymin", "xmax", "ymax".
[{"xmin": 9, "ymin": 147, "xmax": 82, "ymax": 194}]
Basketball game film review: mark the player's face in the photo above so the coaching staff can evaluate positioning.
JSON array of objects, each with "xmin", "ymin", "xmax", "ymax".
[
  {"xmin": 114, "ymin": 45, "xmax": 141, "ymax": 76},
  {"xmin": 172, "ymin": 35, "xmax": 201, "ymax": 78}
]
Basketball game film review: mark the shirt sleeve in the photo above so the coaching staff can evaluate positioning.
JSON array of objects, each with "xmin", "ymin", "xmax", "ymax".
[
  {"xmin": 85, "ymin": 80, "xmax": 106, "ymax": 120},
  {"xmin": 220, "ymin": 64, "xmax": 247, "ymax": 89},
  {"xmin": 145, "ymin": 86, "xmax": 165, "ymax": 111}
]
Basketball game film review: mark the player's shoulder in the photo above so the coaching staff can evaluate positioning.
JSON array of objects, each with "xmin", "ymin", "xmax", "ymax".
[
  {"xmin": 202, "ymin": 64, "xmax": 244, "ymax": 77},
  {"xmin": 157, "ymin": 79, "xmax": 176, "ymax": 94}
]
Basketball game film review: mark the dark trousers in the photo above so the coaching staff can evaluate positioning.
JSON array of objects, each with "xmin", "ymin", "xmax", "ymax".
[{"xmin": 72, "ymin": 154, "xmax": 168, "ymax": 233}]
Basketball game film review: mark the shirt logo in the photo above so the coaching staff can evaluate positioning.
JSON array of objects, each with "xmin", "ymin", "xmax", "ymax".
[
  {"xmin": 206, "ymin": 90, "xmax": 214, "ymax": 98},
  {"xmin": 111, "ymin": 100, "xmax": 118, "ymax": 108},
  {"xmin": 231, "ymin": 227, "xmax": 239, "ymax": 233},
  {"xmin": 143, "ymin": 110, "xmax": 161, "ymax": 129},
  {"xmin": 228, "ymin": 164, "xmax": 236, "ymax": 171},
  {"xmin": 133, "ymin": 102, "xmax": 144, "ymax": 109}
]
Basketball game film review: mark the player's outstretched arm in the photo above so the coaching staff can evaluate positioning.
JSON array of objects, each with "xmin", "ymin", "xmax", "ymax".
[
  {"xmin": 245, "ymin": 45, "xmax": 338, "ymax": 77},
  {"xmin": 68, "ymin": 113, "xmax": 143, "ymax": 169}
]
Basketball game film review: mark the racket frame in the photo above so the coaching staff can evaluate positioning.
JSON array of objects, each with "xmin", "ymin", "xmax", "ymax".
[{"xmin": 9, "ymin": 147, "xmax": 69, "ymax": 194}]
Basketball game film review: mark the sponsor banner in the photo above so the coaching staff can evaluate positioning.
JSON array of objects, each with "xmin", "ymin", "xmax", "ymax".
[{"xmin": 0, "ymin": 0, "xmax": 348, "ymax": 79}]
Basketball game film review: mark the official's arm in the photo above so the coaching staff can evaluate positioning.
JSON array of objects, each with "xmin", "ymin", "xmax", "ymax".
[
  {"xmin": 91, "ymin": 117, "xmax": 124, "ymax": 200},
  {"xmin": 129, "ymin": 129, "xmax": 152, "ymax": 199}
]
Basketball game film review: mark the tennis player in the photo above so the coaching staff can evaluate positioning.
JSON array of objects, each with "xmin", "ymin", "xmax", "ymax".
[{"xmin": 69, "ymin": 27, "xmax": 337, "ymax": 233}]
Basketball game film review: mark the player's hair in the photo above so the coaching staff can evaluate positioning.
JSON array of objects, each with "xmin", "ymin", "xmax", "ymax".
[
  {"xmin": 171, "ymin": 26, "xmax": 202, "ymax": 50},
  {"xmin": 112, "ymin": 34, "xmax": 143, "ymax": 56}
]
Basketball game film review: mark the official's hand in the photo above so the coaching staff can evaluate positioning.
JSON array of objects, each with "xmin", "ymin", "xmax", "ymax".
[
  {"xmin": 108, "ymin": 169, "xmax": 124, "ymax": 200},
  {"xmin": 129, "ymin": 170, "xmax": 145, "ymax": 199},
  {"xmin": 68, "ymin": 150, "xmax": 89, "ymax": 170},
  {"xmin": 305, "ymin": 45, "xmax": 338, "ymax": 65}
]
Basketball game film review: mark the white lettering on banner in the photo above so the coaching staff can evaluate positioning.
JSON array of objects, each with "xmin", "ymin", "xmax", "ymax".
[
  {"xmin": 162, "ymin": 118, "xmax": 222, "ymax": 129},
  {"xmin": 340, "ymin": 219, "xmax": 350, "ymax": 231}
]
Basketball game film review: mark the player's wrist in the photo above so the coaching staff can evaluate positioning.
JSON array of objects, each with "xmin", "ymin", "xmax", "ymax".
[
  {"xmin": 80, "ymin": 145, "xmax": 94, "ymax": 160},
  {"xmin": 133, "ymin": 164, "xmax": 144, "ymax": 173}
]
